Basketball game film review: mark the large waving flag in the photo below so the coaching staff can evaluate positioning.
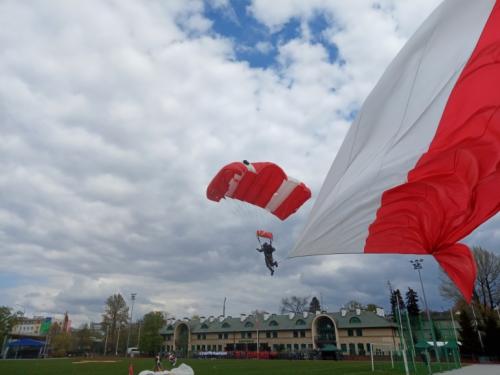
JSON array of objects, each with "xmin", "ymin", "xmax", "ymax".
[{"xmin": 291, "ymin": 0, "xmax": 500, "ymax": 302}]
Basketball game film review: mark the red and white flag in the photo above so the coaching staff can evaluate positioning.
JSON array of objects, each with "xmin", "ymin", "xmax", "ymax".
[{"xmin": 291, "ymin": 0, "xmax": 500, "ymax": 302}]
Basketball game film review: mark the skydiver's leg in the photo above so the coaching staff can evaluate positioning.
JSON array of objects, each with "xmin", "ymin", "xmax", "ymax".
[{"xmin": 265, "ymin": 258, "xmax": 274, "ymax": 275}]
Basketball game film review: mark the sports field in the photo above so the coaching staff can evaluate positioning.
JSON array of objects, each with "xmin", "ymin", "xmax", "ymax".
[{"xmin": 0, "ymin": 358, "xmax": 443, "ymax": 375}]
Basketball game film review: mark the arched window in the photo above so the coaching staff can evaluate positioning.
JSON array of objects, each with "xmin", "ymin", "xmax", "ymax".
[
  {"xmin": 201, "ymin": 323, "xmax": 209, "ymax": 329},
  {"xmin": 222, "ymin": 322, "xmax": 231, "ymax": 328},
  {"xmin": 244, "ymin": 321, "xmax": 254, "ymax": 328},
  {"xmin": 167, "ymin": 325, "xmax": 174, "ymax": 330},
  {"xmin": 295, "ymin": 319, "xmax": 306, "ymax": 326},
  {"xmin": 269, "ymin": 320, "xmax": 279, "ymax": 327},
  {"xmin": 349, "ymin": 317, "xmax": 361, "ymax": 324}
]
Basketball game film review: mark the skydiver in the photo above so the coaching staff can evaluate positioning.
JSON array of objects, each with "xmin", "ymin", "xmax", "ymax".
[{"xmin": 256, "ymin": 241, "xmax": 278, "ymax": 275}]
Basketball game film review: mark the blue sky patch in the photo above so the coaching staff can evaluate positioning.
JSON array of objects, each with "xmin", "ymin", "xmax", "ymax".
[{"xmin": 204, "ymin": 1, "xmax": 340, "ymax": 69}]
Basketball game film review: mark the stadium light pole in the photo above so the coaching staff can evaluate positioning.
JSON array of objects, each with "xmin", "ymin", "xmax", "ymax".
[
  {"xmin": 410, "ymin": 258, "xmax": 440, "ymax": 365},
  {"xmin": 126, "ymin": 293, "xmax": 137, "ymax": 356}
]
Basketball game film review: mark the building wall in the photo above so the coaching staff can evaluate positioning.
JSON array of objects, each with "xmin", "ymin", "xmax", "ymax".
[{"xmin": 165, "ymin": 328, "xmax": 399, "ymax": 355}]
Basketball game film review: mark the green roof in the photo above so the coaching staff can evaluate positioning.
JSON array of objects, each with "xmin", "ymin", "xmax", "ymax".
[{"xmin": 159, "ymin": 310, "xmax": 395, "ymax": 335}]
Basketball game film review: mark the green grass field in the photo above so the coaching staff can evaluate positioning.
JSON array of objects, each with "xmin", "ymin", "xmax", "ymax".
[{"xmin": 0, "ymin": 358, "xmax": 442, "ymax": 375}]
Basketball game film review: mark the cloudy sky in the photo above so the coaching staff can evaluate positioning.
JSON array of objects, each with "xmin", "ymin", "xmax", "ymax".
[{"xmin": 1, "ymin": 0, "xmax": 499, "ymax": 326}]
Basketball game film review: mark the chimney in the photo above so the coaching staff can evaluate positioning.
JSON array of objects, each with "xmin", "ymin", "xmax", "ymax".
[
  {"xmin": 288, "ymin": 312, "xmax": 295, "ymax": 319},
  {"xmin": 303, "ymin": 312, "xmax": 309, "ymax": 318},
  {"xmin": 376, "ymin": 308, "xmax": 385, "ymax": 317},
  {"xmin": 356, "ymin": 309, "xmax": 361, "ymax": 316},
  {"xmin": 341, "ymin": 309, "xmax": 347, "ymax": 317},
  {"xmin": 240, "ymin": 314, "xmax": 247, "ymax": 322}
]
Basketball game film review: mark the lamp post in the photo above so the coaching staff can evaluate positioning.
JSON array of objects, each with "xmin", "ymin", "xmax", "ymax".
[
  {"xmin": 410, "ymin": 259, "xmax": 440, "ymax": 365},
  {"xmin": 470, "ymin": 302, "xmax": 484, "ymax": 351},
  {"xmin": 125, "ymin": 293, "xmax": 136, "ymax": 356}
]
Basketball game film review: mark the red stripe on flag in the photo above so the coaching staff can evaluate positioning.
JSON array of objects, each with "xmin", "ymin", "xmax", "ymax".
[{"xmin": 365, "ymin": 2, "xmax": 500, "ymax": 302}]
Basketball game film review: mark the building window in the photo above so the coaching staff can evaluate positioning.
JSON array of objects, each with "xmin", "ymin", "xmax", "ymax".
[
  {"xmin": 349, "ymin": 317, "xmax": 361, "ymax": 324},
  {"xmin": 244, "ymin": 321, "xmax": 254, "ymax": 328},
  {"xmin": 296, "ymin": 319, "xmax": 306, "ymax": 326},
  {"xmin": 192, "ymin": 345, "xmax": 195, "ymax": 351},
  {"xmin": 197, "ymin": 334, "xmax": 201, "ymax": 340},
  {"xmin": 272, "ymin": 331, "xmax": 278, "ymax": 338},
  {"xmin": 341, "ymin": 344, "xmax": 347, "ymax": 352},
  {"xmin": 224, "ymin": 333, "xmax": 228, "ymax": 339},
  {"xmin": 293, "ymin": 331, "xmax": 298, "ymax": 338},
  {"xmin": 366, "ymin": 343, "xmax": 371, "ymax": 353},
  {"xmin": 196, "ymin": 345, "xmax": 200, "ymax": 350},
  {"xmin": 356, "ymin": 328, "xmax": 362, "ymax": 337},
  {"xmin": 349, "ymin": 343, "xmax": 356, "ymax": 355},
  {"xmin": 201, "ymin": 323, "xmax": 209, "ymax": 329},
  {"xmin": 358, "ymin": 343, "xmax": 365, "ymax": 355},
  {"xmin": 293, "ymin": 344, "xmax": 299, "ymax": 351},
  {"xmin": 300, "ymin": 331, "xmax": 305, "ymax": 338},
  {"xmin": 240, "ymin": 332, "xmax": 245, "ymax": 339},
  {"xmin": 301, "ymin": 343, "xmax": 306, "ymax": 349},
  {"xmin": 202, "ymin": 334, "xmax": 207, "ymax": 339},
  {"xmin": 247, "ymin": 332, "xmax": 252, "ymax": 339},
  {"xmin": 222, "ymin": 322, "xmax": 231, "ymax": 328},
  {"xmin": 286, "ymin": 344, "xmax": 292, "ymax": 351},
  {"xmin": 269, "ymin": 320, "xmax": 279, "ymax": 327},
  {"xmin": 218, "ymin": 345, "xmax": 222, "ymax": 351},
  {"xmin": 266, "ymin": 332, "xmax": 271, "ymax": 338},
  {"xmin": 347, "ymin": 329, "xmax": 354, "ymax": 337}
]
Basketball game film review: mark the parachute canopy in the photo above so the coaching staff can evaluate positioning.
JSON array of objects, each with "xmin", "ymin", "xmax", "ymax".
[
  {"xmin": 256, "ymin": 230, "xmax": 273, "ymax": 240},
  {"xmin": 206, "ymin": 161, "xmax": 311, "ymax": 220}
]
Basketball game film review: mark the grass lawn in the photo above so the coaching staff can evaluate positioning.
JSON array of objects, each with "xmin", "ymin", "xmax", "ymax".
[{"xmin": 0, "ymin": 357, "xmax": 446, "ymax": 375}]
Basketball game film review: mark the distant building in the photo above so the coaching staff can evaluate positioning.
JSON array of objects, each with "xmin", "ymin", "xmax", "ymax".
[
  {"xmin": 10, "ymin": 316, "xmax": 51, "ymax": 338},
  {"xmin": 159, "ymin": 309, "xmax": 400, "ymax": 356},
  {"xmin": 10, "ymin": 313, "xmax": 71, "ymax": 338}
]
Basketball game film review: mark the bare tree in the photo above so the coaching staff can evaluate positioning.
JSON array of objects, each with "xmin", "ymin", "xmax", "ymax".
[
  {"xmin": 280, "ymin": 296, "xmax": 308, "ymax": 314},
  {"xmin": 473, "ymin": 246, "xmax": 500, "ymax": 308},
  {"xmin": 439, "ymin": 246, "xmax": 500, "ymax": 308},
  {"xmin": 102, "ymin": 294, "xmax": 129, "ymax": 354}
]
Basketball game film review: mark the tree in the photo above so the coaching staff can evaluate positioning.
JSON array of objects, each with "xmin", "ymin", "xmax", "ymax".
[
  {"xmin": 74, "ymin": 324, "xmax": 93, "ymax": 353},
  {"xmin": 102, "ymin": 294, "xmax": 129, "ymax": 354},
  {"xmin": 50, "ymin": 332, "xmax": 72, "ymax": 357},
  {"xmin": 473, "ymin": 247, "xmax": 500, "ymax": 308},
  {"xmin": 308, "ymin": 297, "xmax": 321, "ymax": 313},
  {"xmin": 439, "ymin": 247, "xmax": 499, "ymax": 308},
  {"xmin": 457, "ymin": 308, "xmax": 481, "ymax": 357},
  {"xmin": 405, "ymin": 288, "xmax": 420, "ymax": 317},
  {"xmin": 482, "ymin": 310, "xmax": 500, "ymax": 357},
  {"xmin": 139, "ymin": 311, "xmax": 166, "ymax": 355},
  {"xmin": 390, "ymin": 289, "xmax": 405, "ymax": 322},
  {"xmin": 280, "ymin": 296, "xmax": 308, "ymax": 314},
  {"xmin": 0, "ymin": 306, "xmax": 22, "ymax": 346}
]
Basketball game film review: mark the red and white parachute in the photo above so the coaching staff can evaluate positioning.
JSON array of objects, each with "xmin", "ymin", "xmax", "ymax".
[
  {"xmin": 207, "ymin": 161, "xmax": 311, "ymax": 221},
  {"xmin": 291, "ymin": 0, "xmax": 500, "ymax": 302}
]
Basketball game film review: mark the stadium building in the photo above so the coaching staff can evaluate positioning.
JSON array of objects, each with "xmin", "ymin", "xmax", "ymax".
[{"xmin": 159, "ymin": 309, "xmax": 400, "ymax": 357}]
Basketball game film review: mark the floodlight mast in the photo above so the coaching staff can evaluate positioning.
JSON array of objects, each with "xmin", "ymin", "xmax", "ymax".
[
  {"xmin": 126, "ymin": 293, "xmax": 137, "ymax": 356},
  {"xmin": 410, "ymin": 259, "xmax": 440, "ymax": 365}
]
